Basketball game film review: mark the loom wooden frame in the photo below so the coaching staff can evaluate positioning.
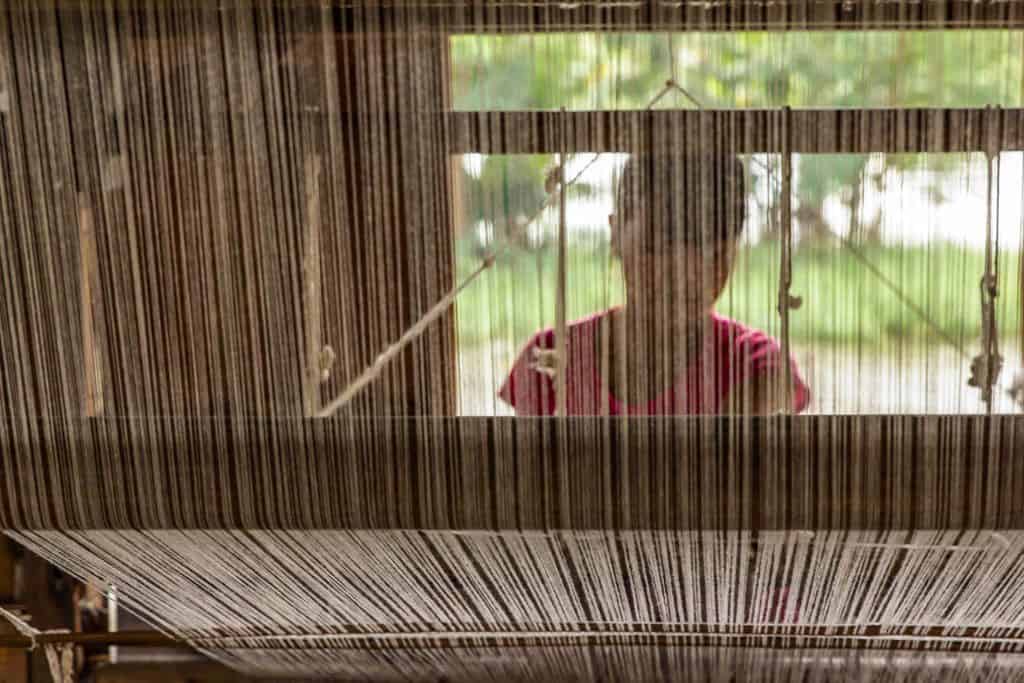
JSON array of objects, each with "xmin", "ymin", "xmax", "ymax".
[
  {"xmin": 343, "ymin": 1, "xmax": 1024, "ymax": 32},
  {"xmin": 4, "ymin": 415, "xmax": 1024, "ymax": 530},
  {"xmin": 432, "ymin": 9, "xmax": 1024, "ymax": 409},
  {"xmin": 444, "ymin": 104, "xmax": 1022, "ymax": 410},
  {"xmin": 446, "ymin": 108, "xmax": 1024, "ymax": 154},
  {"xmin": 4, "ymin": 624, "xmax": 1024, "ymax": 652},
  {"xmin": 5, "ymin": 8, "xmax": 1024, "ymax": 666}
]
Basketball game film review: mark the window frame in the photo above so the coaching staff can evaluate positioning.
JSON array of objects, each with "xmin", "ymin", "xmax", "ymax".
[{"xmin": 444, "ymin": 44, "xmax": 1024, "ymax": 415}]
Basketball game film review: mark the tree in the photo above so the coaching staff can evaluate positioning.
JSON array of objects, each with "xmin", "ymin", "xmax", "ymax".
[{"xmin": 451, "ymin": 30, "xmax": 1021, "ymax": 246}]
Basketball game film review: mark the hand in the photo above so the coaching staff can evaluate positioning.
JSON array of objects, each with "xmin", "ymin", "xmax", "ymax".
[{"xmin": 528, "ymin": 347, "xmax": 560, "ymax": 379}]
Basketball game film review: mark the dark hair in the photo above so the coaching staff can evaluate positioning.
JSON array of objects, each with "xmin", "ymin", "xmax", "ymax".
[{"xmin": 616, "ymin": 152, "xmax": 747, "ymax": 248}]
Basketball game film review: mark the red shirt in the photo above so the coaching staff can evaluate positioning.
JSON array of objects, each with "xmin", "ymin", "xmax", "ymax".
[{"xmin": 498, "ymin": 309, "xmax": 810, "ymax": 415}]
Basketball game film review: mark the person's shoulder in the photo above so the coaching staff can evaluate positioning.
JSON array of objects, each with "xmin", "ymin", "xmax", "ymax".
[
  {"xmin": 500, "ymin": 308, "xmax": 616, "ymax": 414},
  {"xmin": 710, "ymin": 312, "xmax": 781, "ymax": 350},
  {"xmin": 711, "ymin": 312, "xmax": 811, "ymax": 413},
  {"xmin": 523, "ymin": 308, "xmax": 617, "ymax": 351}
]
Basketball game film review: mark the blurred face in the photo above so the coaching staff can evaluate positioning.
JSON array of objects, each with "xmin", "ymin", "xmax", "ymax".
[{"xmin": 610, "ymin": 214, "xmax": 736, "ymax": 326}]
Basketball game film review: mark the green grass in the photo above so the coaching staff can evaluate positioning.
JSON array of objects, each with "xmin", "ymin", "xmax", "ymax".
[{"xmin": 455, "ymin": 240, "xmax": 1021, "ymax": 351}]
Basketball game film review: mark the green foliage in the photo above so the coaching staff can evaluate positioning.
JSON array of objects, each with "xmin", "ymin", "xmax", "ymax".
[
  {"xmin": 460, "ymin": 156, "xmax": 549, "ymax": 229},
  {"xmin": 455, "ymin": 240, "xmax": 1022, "ymax": 350},
  {"xmin": 451, "ymin": 31, "xmax": 1023, "ymax": 243},
  {"xmin": 451, "ymin": 32, "xmax": 1023, "ymax": 355},
  {"xmin": 459, "ymin": 154, "xmax": 601, "ymax": 250},
  {"xmin": 453, "ymin": 31, "xmax": 1022, "ymax": 111}
]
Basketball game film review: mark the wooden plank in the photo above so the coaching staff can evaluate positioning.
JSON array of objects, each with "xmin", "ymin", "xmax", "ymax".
[
  {"xmin": 777, "ymin": 108, "xmax": 797, "ymax": 411},
  {"xmin": 79, "ymin": 195, "xmax": 104, "ymax": 417},
  {"xmin": 346, "ymin": 1, "xmax": 1024, "ymax": 32},
  {"xmin": 65, "ymin": 1, "xmax": 1024, "ymax": 32},
  {"xmin": 0, "ymin": 541, "xmax": 27, "ymax": 683},
  {"xmin": 0, "ymin": 647, "xmax": 27, "ymax": 683},
  {"xmin": 303, "ymin": 155, "xmax": 323, "ymax": 417},
  {"xmin": 448, "ymin": 108, "xmax": 1024, "ymax": 154},
  {"xmin": 6, "ymin": 624, "xmax": 1024, "ymax": 653},
  {"xmin": 93, "ymin": 660, "xmax": 254, "ymax": 683}
]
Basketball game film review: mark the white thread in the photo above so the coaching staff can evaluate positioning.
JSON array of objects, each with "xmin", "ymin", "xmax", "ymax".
[
  {"xmin": 0, "ymin": 604, "xmax": 38, "ymax": 645},
  {"xmin": 317, "ymin": 255, "xmax": 495, "ymax": 417}
]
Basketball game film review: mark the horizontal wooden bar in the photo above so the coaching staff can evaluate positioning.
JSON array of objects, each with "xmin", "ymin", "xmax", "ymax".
[
  {"xmin": 2, "ymin": 415, "xmax": 1023, "ymax": 530},
  {"xmin": 448, "ymin": 108, "xmax": 1024, "ymax": 154},
  {"xmin": 198, "ymin": 635, "xmax": 1024, "ymax": 656},
  {"xmin": 57, "ymin": 1, "xmax": 1024, "ymax": 34},
  {"xmin": 0, "ymin": 630, "xmax": 191, "ymax": 650},
  {"xmin": 194, "ymin": 630, "xmax": 1024, "ymax": 654},
  {"xmin": 3, "ymin": 624, "xmax": 1023, "ymax": 652},
  {"xmin": 350, "ymin": 1, "xmax": 1024, "ymax": 32}
]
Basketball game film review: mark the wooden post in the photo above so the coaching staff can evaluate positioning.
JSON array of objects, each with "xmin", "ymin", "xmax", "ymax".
[
  {"xmin": 555, "ymin": 108, "xmax": 569, "ymax": 417},
  {"xmin": 303, "ymin": 155, "xmax": 323, "ymax": 417},
  {"xmin": 0, "ymin": 541, "xmax": 27, "ymax": 683},
  {"xmin": 778, "ymin": 107, "xmax": 795, "ymax": 412},
  {"xmin": 79, "ymin": 194, "xmax": 104, "ymax": 417}
]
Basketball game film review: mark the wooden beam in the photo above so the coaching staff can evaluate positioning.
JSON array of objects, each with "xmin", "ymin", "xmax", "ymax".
[
  {"xmin": 302, "ymin": 155, "xmax": 324, "ymax": 417},
  {"xmin": 3, "ymin": 624, "xmax": 1024, "ymax": 652},
  {"xmin": 0, "ymin": 541, "xmax": 26, "ymax": 683},
  {"xmin": 448, "ymin": 108, "xmax": 1024, "ymax": 155},
  {"xmin": 93, "ymin": 660, "xmax": 255, "ymax": 683},
  {"xmin": 0, "ymin": 647, "xmax": 26, "ymax": 682},
  {"xmin": 2, "ymin": 415, "xmax": 1024, "ymax": 531},
  {"xmin": 349, "ymin": 1, "xmax": 1024, "ymax": 32},
  {"xmin": 65, "ymin": 1, "xmax": 1024, "ymax": 32},
  {"xmin": 78, "ymin": 194, "xmax": 104, "ymax": 417},
  {"xmin": 0, "ymin": 631, "xmax": 187, "ymax": 649}
]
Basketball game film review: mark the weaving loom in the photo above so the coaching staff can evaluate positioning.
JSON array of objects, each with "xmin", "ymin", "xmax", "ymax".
[{"xmin": 3, "ymin": 0, "xmax": 1024, "ymax": 680}]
